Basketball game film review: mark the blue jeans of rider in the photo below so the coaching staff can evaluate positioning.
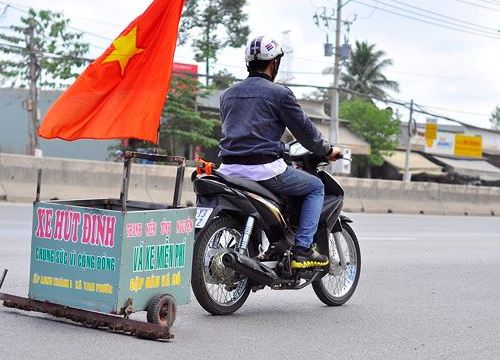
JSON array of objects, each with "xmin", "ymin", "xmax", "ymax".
[{"xmin": 259, "ymin": 166, "xmax": 324, "ymax": 249}]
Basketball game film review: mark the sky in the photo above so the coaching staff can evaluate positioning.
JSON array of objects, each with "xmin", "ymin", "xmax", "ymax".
[{"xmin": 1, "ymin": 0, "xmax": 499, "ymax": 129}]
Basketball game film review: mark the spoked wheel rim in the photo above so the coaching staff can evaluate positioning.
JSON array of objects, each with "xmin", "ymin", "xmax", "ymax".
[
  {"xmin": 321, "ymin": 229, "xmax": 359, "ymax": 298},
  {"xmin": 203, "ymin": 227, "xmax": 249, "ymax": 307}
]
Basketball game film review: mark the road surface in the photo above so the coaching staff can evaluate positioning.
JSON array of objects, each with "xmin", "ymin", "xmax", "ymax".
[{"xmin": 1, "ymin": 203, "xmax": 499, "ymax": 360}]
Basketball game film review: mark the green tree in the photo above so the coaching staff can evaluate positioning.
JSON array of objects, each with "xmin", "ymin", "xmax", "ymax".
[
  {"xmin": 490, "ymin": 106, "xmax": 500, "ymax": 130},
  {"xmin": 340, "ymin": 98, "xmax": 400, "ymax": 177},
  {"xmin": 323, "ymin": 40, "xmax": 399, "ymax": 100},
  {"xmin": 210, "ymin": 68, "xmax": 237, "ymax": 89},
  {"xmin": 179, "ymin": 0, "xmax": 249, "ymax": 86},
  {"xmin": 0, "ymin": 8, "xmax": 90, "ymax": 88},
  {"xmin": 160, "ymin": 75, "xmax": 219, "ymax": 157},
  {"xmin": 342, "ymin": 41, "xmax": 399, "ymax": 99}
]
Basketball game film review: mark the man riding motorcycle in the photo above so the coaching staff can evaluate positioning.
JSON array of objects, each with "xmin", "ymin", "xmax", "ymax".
[{"xmin": 217, "ymin": 35, "xmax": 343, "ymax": 269}]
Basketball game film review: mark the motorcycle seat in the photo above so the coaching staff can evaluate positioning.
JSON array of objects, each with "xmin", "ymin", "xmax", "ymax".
[{"xmin": 212, "ymin": 170, "xmax": 286, "ymax": 206}]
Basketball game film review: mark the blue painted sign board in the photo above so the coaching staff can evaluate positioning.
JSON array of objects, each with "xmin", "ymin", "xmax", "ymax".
[{"xmin": 29, "ymin": 200, "xmax": 195, "ymax": 314}]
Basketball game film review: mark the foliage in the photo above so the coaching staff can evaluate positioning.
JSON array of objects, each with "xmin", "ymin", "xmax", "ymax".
[
  {"xmin": 490, "ymin": 106, "xmax": 500, "ymax": 130},
  {"xmin": 322, "ymin": 40, "xmax": 399, "ymax": 100},
  {"xmin": 179, "ymin": 0, "xmax": 249, "ymax": 85},
  {"xmin": 303, "ymin": 87, "xmax": 349, "ymax": 116},
  {"xmin": 0, "ymin": 8, "xmax": 90, "ymax": 88},
  {"xmin": 340, "ymin": 98, "xmax": 400, "ymax": 167},
  {"xmin": 209, "ymin": 68, "xmax": 237, "ymax": 89},
  {"xmin": 341, "ymin": 41, "xmax": 399, "ymax": 99},
  {"xmin": 308, "ymin": 41, "xmax": 397, "ymax": 115},
  {"xmin": 160, "ymin": 75, "xmax": 219, "ymax": 156}
]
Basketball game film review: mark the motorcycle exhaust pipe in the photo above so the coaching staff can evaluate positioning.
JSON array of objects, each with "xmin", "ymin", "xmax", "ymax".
[{"xmin": 222, "ymin": 250, "xmax": 279, "ymax": 287}]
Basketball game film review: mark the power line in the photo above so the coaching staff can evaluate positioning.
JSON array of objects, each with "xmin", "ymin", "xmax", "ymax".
[
  {"xmin": 476, "ymin": 0, "xmax": 500, "ymax": 6},
  {"xmin": 357, "ymin": 0, "xmax": 379, "ymax": 19},
  {"xmin": 387, "ymin": 70, "xmax": 497, "ymax": 84},
  {"xmin": 360, "ymin": 0, "xmax": 500, "ymax": 36},
  {"xmin": 451, "ymin": 0, "xmax": 500, "ymax": 12},
  {"xmin": 386, "ymin": 0, "xmax": 500, "ymax": 33},
  {"xmin": 68, "ymin": 26, "xmax": 114, "ymax": 41},
  {"xmin": 0, "ymin": 43, "xmax": 491, "ymax": 127},
  {"xmin": 352, "ymin": 0, "xmax": 500, "ymax": 40},
  {"xmin": 0, "ymin": 0, "xmax": 123, "ymax": 27},
  {"xmin": 0, "ymin": 43, "xmax": 93, "ymax": 62},
  {"xmin": 0, "ymin": 1, "xmax": 117, "ymax": 42},
  {"xmin": 200, "ymin": 56, "xmax": 497, "ymax": 84},
  {"xmin": 416, "ymin": 104, "xmax": 490, "ymax": 117}
]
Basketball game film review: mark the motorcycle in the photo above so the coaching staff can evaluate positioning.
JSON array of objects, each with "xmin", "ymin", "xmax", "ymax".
[{"xmin": 191, "ymin": 141, "xmax": 361, "ymax": 315}]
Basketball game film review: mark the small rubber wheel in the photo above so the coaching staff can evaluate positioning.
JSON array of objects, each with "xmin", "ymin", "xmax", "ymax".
[{"xmin": 146, "ymin": 294, "xmax": 177, "ymax": 328}]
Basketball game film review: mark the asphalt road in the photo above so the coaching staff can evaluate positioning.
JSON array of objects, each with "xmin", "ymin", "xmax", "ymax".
[{"xmin": 1, "ymin": 203, "xmax": 499, "ymax": 360}]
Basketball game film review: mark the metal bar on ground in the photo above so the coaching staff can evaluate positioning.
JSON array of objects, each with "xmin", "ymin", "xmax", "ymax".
[{"xmin": 0, "ymin": 293, "xmax": 173, "ymax": 340}]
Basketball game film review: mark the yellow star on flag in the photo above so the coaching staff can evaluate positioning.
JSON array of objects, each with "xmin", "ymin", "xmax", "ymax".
[{"xmin": 102, "ymin": 26, "xmax": 144, "ymax": 75}]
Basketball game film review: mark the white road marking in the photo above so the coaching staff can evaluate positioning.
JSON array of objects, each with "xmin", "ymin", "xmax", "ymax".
[{"xmin": 359, "ymin": 237, "xmax": 418, "ymax": 241}]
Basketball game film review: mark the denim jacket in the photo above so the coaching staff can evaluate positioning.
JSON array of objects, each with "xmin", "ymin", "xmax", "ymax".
[{"xmin": 218, "ymin": 74, "xmax": 331, "ymax": 163}]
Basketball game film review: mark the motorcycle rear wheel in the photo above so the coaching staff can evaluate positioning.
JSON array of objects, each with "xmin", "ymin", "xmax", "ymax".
[
  {"xmin": 312, "ymin": 222, "xmax": 361, "ymax": 306},
  {"xmin": 191, "ymin": 215, "xmax": 251, "ymax": 315}
]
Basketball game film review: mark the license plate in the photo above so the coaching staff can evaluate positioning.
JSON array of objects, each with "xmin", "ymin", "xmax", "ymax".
[{"xmin": 195, "ymin": 207, "xmax": 214, "ymax": 228}]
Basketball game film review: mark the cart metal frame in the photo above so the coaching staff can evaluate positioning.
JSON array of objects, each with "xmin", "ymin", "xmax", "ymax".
[{"xmin": 1, "ymin": 152, "xmax": 191, "ymax": 340}]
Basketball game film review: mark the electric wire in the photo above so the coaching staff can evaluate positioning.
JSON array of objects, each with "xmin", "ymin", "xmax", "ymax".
[
  {"xmin": 356, "ymin": 0, "xmax": 379, "ymax": 19},
  {"xmin": 0, "ymin": 1, "xmax": 495, "ymax": 126},
  {"xmin": 352, "ymin": 0, "xmax": 500, "ymax": 40},
  {"xmin": 0, "ymin": 41, "xmax": 491, "ymax": 126},
  {"xmin": 355, "ymin": 0, "xmax": 500, "ymax": 37},
  {"xmin": 2, "ymin": 0, "xmax": 498, "ymax": 83},
  {"xmin": 0, "ymin": 1, "xmax": 117, "ymax": 42},
  {"xmin": 451, "ymin": 0, "xmax": 500, "ymax": 12},
  {"xmin": 476, "ymin": 0, "xmax": 500, "ymax": 6},
  {"xmin": 385, "ymin": 0, "xmax": 500, "ymax": 33}
]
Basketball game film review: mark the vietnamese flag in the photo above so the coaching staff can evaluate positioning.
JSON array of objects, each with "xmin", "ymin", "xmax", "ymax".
[{"xmin": 38, "ymin": 0, "xmax": 185, "ymax": 143}]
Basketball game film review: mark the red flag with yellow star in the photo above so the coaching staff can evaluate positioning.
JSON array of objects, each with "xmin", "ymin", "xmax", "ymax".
[{"xmin": 38, "ymin": 0, "xmax": 185, "ymax": 143}]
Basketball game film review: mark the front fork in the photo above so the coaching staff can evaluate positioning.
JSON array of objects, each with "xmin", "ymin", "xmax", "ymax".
[{"xmin": 331, "ymin": 231, "xmax": 348, "ymax": 270}]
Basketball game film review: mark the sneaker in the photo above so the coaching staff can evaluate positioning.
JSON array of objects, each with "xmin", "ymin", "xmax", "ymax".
[{"xmin": 291, "ymin": 247, "xmax": 329, "ymax": 269}]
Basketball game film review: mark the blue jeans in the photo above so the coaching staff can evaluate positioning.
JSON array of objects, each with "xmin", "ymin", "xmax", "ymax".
[{"xmin": 259, "ymin": 166, "xmax": 324, "ymax": 248}]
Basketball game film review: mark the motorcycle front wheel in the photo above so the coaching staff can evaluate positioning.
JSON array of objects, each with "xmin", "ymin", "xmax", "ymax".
[
  {"xmin": 312, "ymin": 222, "xmax": 361, "ymax": 306},
  {"xmin": 191, "ymin": 215, "xmax": 251, "ymax": 315}
]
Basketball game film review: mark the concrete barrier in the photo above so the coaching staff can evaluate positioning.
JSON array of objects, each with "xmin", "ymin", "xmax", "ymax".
[
  {"xmin": 338, "ymin": 176, "xmax": 500, "ymax": 216},
  {"xmin": 0, "ymin": 153, "xmax": 196, "ymax": 205},
  {"xmin": 1, "ymin": 153, "xmax": 500, "ymax": 216}
]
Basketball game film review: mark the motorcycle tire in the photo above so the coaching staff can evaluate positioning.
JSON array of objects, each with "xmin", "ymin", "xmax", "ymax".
[
  {"xmin": 312, "ymin": 222, "xmax": 361, "ymax": 306},
  {"xmin": 191, "ymin": 215, "xmax": 252, "ymax": 315}
]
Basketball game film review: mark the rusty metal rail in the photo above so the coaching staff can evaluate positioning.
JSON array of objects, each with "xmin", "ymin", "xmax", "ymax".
[
  {"xmin": 0, "ymin": 269, "xmax": 172, "ymax": 340},
  {"xmin": 0, "ymin": 292, "xmax": 173, "ymax": 340}
]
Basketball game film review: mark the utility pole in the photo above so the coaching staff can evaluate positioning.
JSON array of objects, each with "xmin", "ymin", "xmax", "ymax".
[
  {"xmin": 26, "ymin": 19, "xmax": 39, "ymax": 156},
  {"xmin": 403, "ymin": 100, "xmax": 415, "ymax": 182},
  {"xmin": 329, "ymin": 0, "xmax": 342, "ymax": 151},
  {"xmin": 313, "ymin": 2, "xmax": 354, "ymax": 173}
]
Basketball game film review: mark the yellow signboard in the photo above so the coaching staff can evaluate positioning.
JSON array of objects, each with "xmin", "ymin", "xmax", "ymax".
[
  {"xmin": 425, "ymin": 122, "xmax": 438, "ymax": 147},
  {"xmin": 454, "ymin": 134, "xmax": 482, "ymax": 158}
]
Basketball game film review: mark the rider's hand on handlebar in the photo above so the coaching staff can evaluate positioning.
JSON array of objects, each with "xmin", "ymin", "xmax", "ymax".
[{"xmin": 326, "ymin": 146, "xmax": 343, "ymax": 161}]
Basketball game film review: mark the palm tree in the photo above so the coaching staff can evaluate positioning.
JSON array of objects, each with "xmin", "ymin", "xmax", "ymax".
[{"xmin": 324, "ymin": 40, "xmax": 399, "ymax": 100}]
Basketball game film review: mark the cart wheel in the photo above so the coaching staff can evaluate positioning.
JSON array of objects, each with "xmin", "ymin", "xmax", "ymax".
[{"xmin": 146, "ymin": 294, "xmax": 177, "ymax": 328}]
